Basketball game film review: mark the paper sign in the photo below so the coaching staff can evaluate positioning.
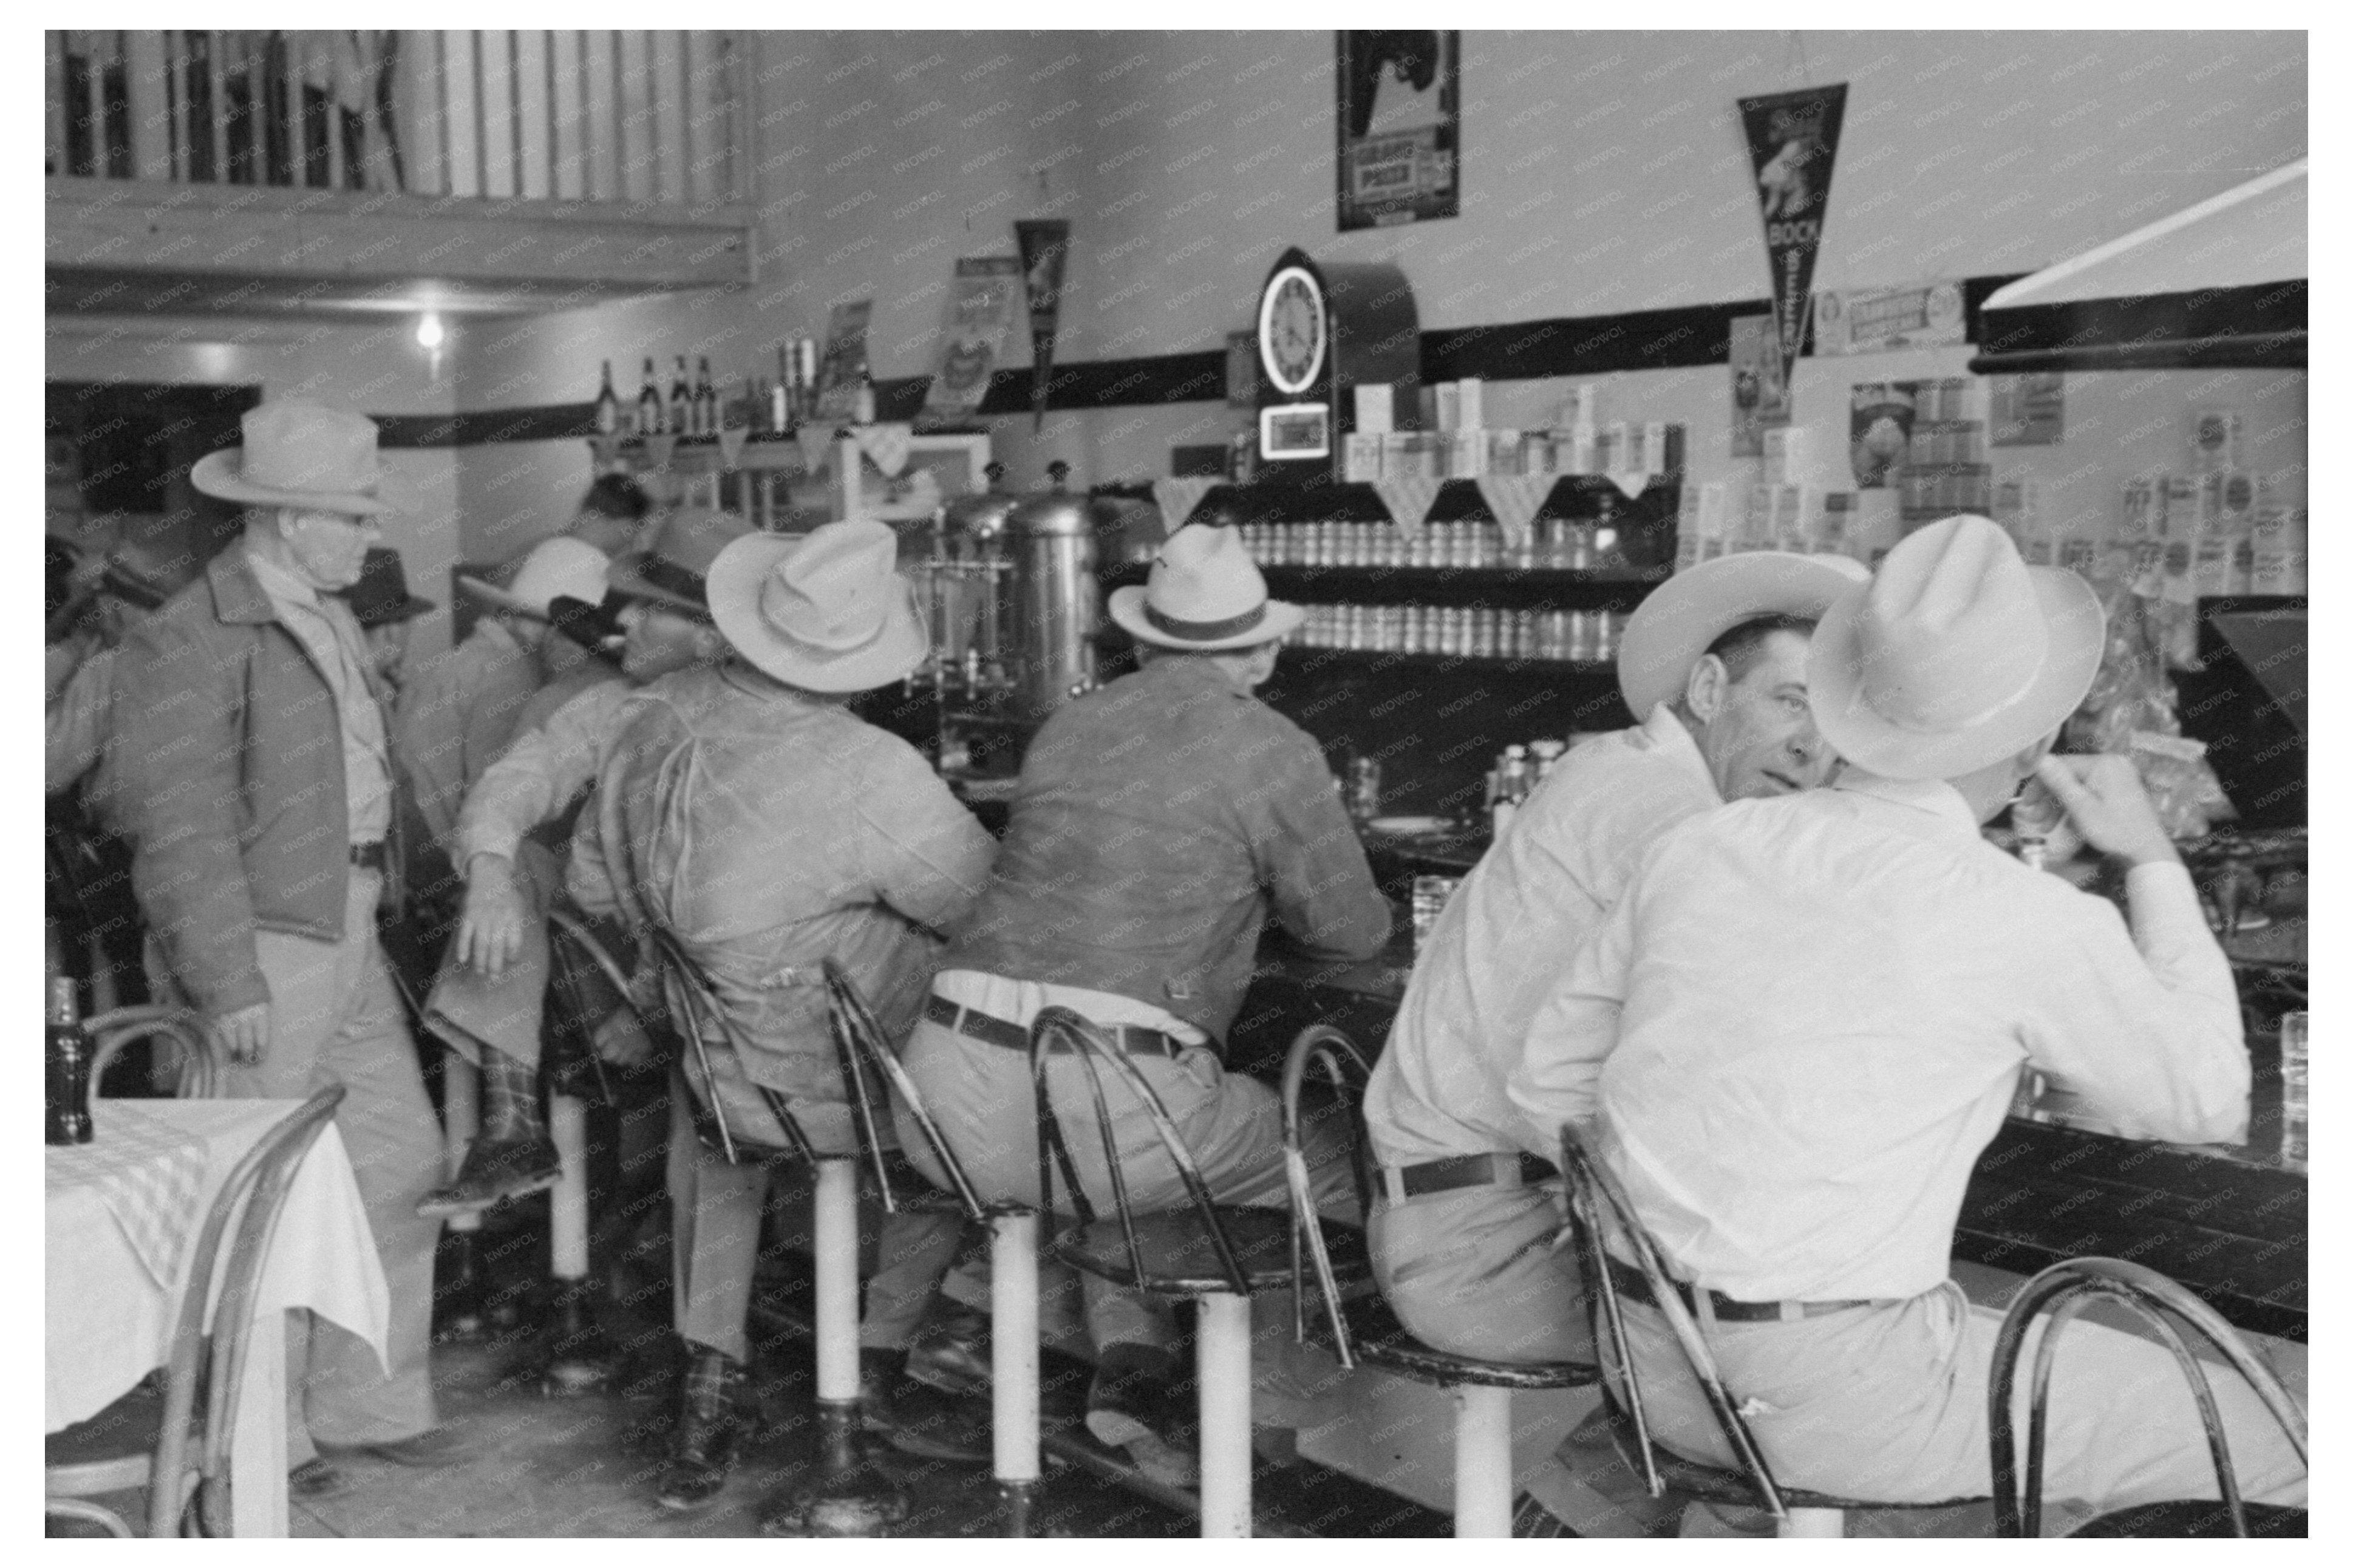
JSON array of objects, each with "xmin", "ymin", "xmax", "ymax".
[
  {"xmin": 1990, "ymin": 373, "xmax": 2066, "ymax": 446},
  {"xmin": 1729, "ymin": 314, "xmax": 1792, "ymax": 458},
  {"xmin": 924, "ymin": 257, "xmax": 1023, "ymax": 419},
  {"xmin": 812, "ymin": 299, "xmax": 873, "ymax": 426},
  {"xmin": 1813, "ymin": 280, "xmax": 1967, "ymax": 355}
]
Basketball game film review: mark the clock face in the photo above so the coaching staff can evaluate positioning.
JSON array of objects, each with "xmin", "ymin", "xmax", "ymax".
[{"xmin": 1258, "ymin": 265, "xmax": 1327, "ymax": 397}]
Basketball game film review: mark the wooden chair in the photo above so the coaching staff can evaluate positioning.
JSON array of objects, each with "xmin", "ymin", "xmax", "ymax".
[
  {"xmin": 46, "ymin": 1086, "xmax": 347, "ymax": 1536},
  {"xmin": 1989, "ymin": 1257, "xmax": 2308, "ymax": 1538},
  {"xmin": 86, "ymin": 1005, "xmax": 219, "ymax": 1099},
  {"xmin": 1554, "ymin": 1120, "xmax": 1986, "ymax": 1538},
  {"xmin": 1027, "ymin": 1005, "xmax": 1298, "ymax": 1538},
  {"xmin": 1281, "ymin": 1024, "xmax": 1598, "ymax": 1537}
]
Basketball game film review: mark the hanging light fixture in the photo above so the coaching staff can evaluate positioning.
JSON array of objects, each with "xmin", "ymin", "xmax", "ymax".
[{"xmin": 416, "ymin": 310, "xmax": 446, "ymax": 383}]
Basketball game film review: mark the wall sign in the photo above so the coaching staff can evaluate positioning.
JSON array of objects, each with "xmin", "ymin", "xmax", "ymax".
[
  {"xmin": 1728, "ymin": 313, "xmax": 1792, "ymax": 458},
  {"xmin": 1814, "ymin": 279, "xmax": 1966, "ymax": 356},
  {"xmin": 1336, "ymin": 30, "xmax": 1460, "ymax": 232},
  {"xmin": 812, "ymin": 299, "xmax": 873, "ymax": 426},
  {"xmin": 924, "ymin": 257, "xmax": 1024, "ymax": 420}
]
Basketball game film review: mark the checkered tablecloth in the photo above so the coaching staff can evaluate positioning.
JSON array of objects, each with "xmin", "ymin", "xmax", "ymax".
[{"xmin": 44, "ymin": 1101, "xmax": 209, "ymax": 1289}]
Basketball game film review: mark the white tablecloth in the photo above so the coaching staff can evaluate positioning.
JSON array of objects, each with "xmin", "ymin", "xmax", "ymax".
[{"xmin": 46, "ymin": 1099, "xmax": 392, "ymax": 1433}]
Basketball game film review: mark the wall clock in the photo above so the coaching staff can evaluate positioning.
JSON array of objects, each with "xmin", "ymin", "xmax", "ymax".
[
  {"xmin": 1250, "ymin": 247, "xmax": 1422, "ymax": 481},
  {"xmin": 1258, "ymin": 264, "xmax": 1329, "ymax": 396}
]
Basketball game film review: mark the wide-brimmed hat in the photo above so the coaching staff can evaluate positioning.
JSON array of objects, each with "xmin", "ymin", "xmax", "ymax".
[
  {"xmin": 707, "ymin": 519, "xmax": 927, "ymax": 692},
  {"xmin": 189, "ymin": 400, "xmax": 389, "ymax": 516},
  {"xmin": 1616, "ymin": 550, "xmax": 1871, "ymax": 717},
  {"xmin": 341, "ymin": 547, "xmax": 436, "ymax": 627},
  {"xmin": 457, "ymin": 536, "xmax": 610, "ymax": 624},
  {"xmin": 1107, "ymin": 523, "xmax": 1304, "ymax": 652},
  {"xmin": 1808, "ymin": 515, "xmax": 2106, "ymax": 780},
  {"xmin": 605, "ymin": 507, "xmax": 752, "ymax": 619}
]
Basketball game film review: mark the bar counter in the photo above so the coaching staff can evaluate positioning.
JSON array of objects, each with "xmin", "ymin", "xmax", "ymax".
[{"xmin": 1229, "ymin": 901, "xmax": 2309, "ymax": 1345}]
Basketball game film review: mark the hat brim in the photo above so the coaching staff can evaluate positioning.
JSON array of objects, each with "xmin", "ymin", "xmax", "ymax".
[
  {"xmin": 547, "ymin": 595, "xmax": 624, "ymax": 658},
  {"xmin": 455, "ymin": 573, "xmax": 551, "ymax": 622},
  {"xmin": 189, "ymin": 448, "xmax": 390, "ymax": 516},
  {"xmin": 1807, "ymin": 565, "xmax": 2106, "ymax": 781},
  {"xmin": 603, "ymin": 551, "xmax": 712, "ymax": 618},
  {"xmin": 1106, "ymin": 585, "xmax": 1306, "ymax": 652},
  {"xmin": 1615, "ymin": 551, "xmax": 1873, "ymax": 718},
  {"xmin": 355, "ymin": 593, "xmax": 435, "ymax": 627},
  {"xmin": 707, "ymin": 533, "xmax": 929, "ymax": 693}
]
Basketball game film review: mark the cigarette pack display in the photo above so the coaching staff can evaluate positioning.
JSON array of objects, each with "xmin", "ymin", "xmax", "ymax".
[
  {"xmin": 1457, "ymin": 378, "xmax": 1485, "ymax": 432},
  {"xmin": 1343, "ymin": 433, "xmax": 1385, "ymax": 483},
  {"xmin": 1486, "ymin": 429, "xmax": 1524, "ymax": 476},
  {"xmin": 1449, "ymin": 430, "xmax": 1487, "ymax": 479},
  {"xmin": 1435, "ymin": 381, "xmax": 1461, "ymax": 433},
  {"xmin": 1763, "ymin": 425, "xmax": 1807, "ymax": 486},
  {"xmin": 2249, "ymin": 505, "xmax": 2307, "ymax": 593},
  {"xmin": 1742, "ymin": 485, "xmax": 1777, "ymax": 551},
  {"xmin": 1354, "ymin": 383, "xmax": 1395, "ymax": 436},
  {"xmin": 1640, "ymin": 421, "xmax": 1669, "ymax": 474},
  {"xmin": 1560, "ymin": 430, "xmax": 1598, "ymax": 475},
  {"xmin": 1560, "ymin": 383, "xmax": 1601, "ymax": 435},
  {"xmin": 1770, "ymin": 483, "xmax": 1812, "ymax": 551},
  {"xmin": 2192, "ymin": 408, "xmax": 2246, "ymax": 474},
  {"xmin": 1695, "ymin": 482, "xmax": 1732, "ymax": 562}
]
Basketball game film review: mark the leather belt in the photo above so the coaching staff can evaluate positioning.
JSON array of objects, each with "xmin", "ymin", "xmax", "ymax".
[
  {"xmin": 349, "ymin": 842, "xmax": 387, "ymax": 871},
  {"xmin": 1604, "ymin": 1253, "xmax": 1884, "ymax": 1325},
  {"xmin": 1378, "ymin": 1150, "xmax": 1556, "ymax": 1205},
  {"xmin": 923, "ymin": 995, "xmax": 1188, "ymax": 1061}
]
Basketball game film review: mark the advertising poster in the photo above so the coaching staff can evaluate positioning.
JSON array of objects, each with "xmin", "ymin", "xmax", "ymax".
[
  {"xmin": 923, "ymin": 256, "xmax": 1023, "ymax": 420},
  {"xmin": 1990, "ymin": 372, "xmax": 2066, "ymax": 446},
  {"xmin": 1015, "ymin": 219, "xmax": 1072, "ymax": 432},
  {"xmin": 812, "ymin": 299, "xmax": 874, "ymax": 426},
  {"xmin": 1336, "ymin": 30, "xmax": 1460, "ymax": 231},
  {"xmin": 1849, "ymin": 383, "xmax": 1918, "ymax": 489},
  {"xmin": 1728, "ymin": 313, "xmax": 1791, "ymax": 458},
  {"xmin": 1814, "ymin": 279, "xmax": 1966, "ymax": 356},
  {"xmin": 1737, "ymin": 83, "xmax": 1848, "ymax": 376}
]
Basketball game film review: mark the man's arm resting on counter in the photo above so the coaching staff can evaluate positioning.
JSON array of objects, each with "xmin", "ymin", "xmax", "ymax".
[{"xmin": 1254, "ymin": 732, "xmax": 1391, "ymax": 962}]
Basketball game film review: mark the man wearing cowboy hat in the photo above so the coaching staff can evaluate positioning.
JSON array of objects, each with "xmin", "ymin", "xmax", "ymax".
[
  {"xmin": 338, "ymin": 545, "xmax": 437, "ymax": 694},
  {"xmin": 896, "ymin": 520, "xmax": 1391, "ymax": 1485},
  {"xmin": 565, "ymin": 518, "xmax": 996, "ymax": 1519},
  {"xmin": 106, "ymin": 400, "xmax": 465, "ymax": 1490},
  {"xmin": 1509, "ymin": 516, "xmax": 2298, "ymax": 1526}
]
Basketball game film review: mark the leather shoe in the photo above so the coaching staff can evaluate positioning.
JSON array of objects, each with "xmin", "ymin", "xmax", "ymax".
[
  {"xmin": 416, "ymin": 1136, "xmax": 564, "ymax": 1218},
  {"xmin": 903, "ymin": 1305, "xmax": 992, "ymax": 1395},
  {"xmin": 288, "ymin": 1457, "xmax": 348, "ymax": 1499},
  {"xmin": 319, "ymin": 1423, "xmax": 489, "ymax": 1468},
  {"xmin": 859, "ymin": 1348, "xmax": 990, "ymax": 1465},
  {"xmin": 655, "ymin": 1348, "xmax": 757, "ymax": 1512}
]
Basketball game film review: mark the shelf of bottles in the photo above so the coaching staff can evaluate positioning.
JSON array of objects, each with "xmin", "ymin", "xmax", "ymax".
[
  {"xmin": 1285, "ymin": 601, "xmax": 1626, "ymax": 666},
  {"xmin": 591, "ymin": 343, "xmax": 837, "ymax": 528}
]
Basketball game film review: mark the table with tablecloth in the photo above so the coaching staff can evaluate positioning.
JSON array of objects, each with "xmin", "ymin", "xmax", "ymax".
[{"xmin": 47, "ymin": 1098, "xmax": 391, "ymax": 1535}]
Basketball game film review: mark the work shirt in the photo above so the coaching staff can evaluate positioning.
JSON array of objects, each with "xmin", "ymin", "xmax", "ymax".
[
  {"xmin": 393, "ymin": 619, "xmax": 542, "ymax": 851},
  {"xmin": 568, "ymin": 664, "xmax": 995, "ymax": 1099},
  {"xmin": 455, "ymin": 677, "xmax": 649, "ymax": 868},
  {"xmin": 46, "ymin": 643, "xmax": 117, "ymax": 796},
  {"xmin": 945, "ymin": 653, "xmax": 1390, "ymax": 1043},
  {"xmin": 247, "ymin": 548, "xmax": 392, "ymax": 845},
  {"xmin": 1364, "ymin": 703, "xmax": 1719, "ymax": 1165},
  {"xmin": 1508, "ymin": 771, "xmax": 2248, "ymax": 1305}
]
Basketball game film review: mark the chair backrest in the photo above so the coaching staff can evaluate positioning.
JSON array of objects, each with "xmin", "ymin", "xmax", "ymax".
[
  {"xmin": 1027, "ymin": 1005, "xmax": 1252, "ymax": 1296},
  {"xmin": 86, "ymin": 1006, "xmax": 219, "ymax": 1099},
  {"xmin": 821, "ymin": 960, "xmax": 987, "ymax": 1222},
  {"xmin": 1988, "ymin": 1257, "xmax": 2310, "ymax": 1538},
  {"xmin": 545, "ymin": 905, "xmax": 639, "ymax": 1106},
  {"xmin": 644, "ymin": 924, "xmax": 817, "ymax": 1167},
  {"xmin": 1554, "ymin": 1119, "xmax": 1789, "ymax": 1521},
  {"xmin": 1276, "ymin": 1024, "xmax": 1377, "ymax": 1367},
  {"xmin": 149, "ymin": 1086, "xmax": 346, "ymax": 1536}
]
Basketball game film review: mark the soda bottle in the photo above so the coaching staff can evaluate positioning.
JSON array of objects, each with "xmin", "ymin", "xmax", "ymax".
[{"xmin": 47, "ymin": 975, "xmax": 94, "ymax": 1145}]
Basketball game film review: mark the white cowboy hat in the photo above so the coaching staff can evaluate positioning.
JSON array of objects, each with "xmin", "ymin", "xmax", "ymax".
[
  {"xmin": 1615, "ymin": 550, "xmax": 1871, "ymax": 718},
  {"xmin": 1808, "ymin": 514, "xmax": 2106, "ymax": 780},
  {"xmin": 457, "ymin": 536, "xmax": 611, "ymax": 623},
  {"xmin": 1107, "ymin": 523, "xmax": 1304, "ymax": 652},
  {"xmin": 707, "ymin": 519, "xmax": 928, "ymax": 693},
  {"xmin": 189, "ymin": 400, "xmax": 390, "ymax": 516}
]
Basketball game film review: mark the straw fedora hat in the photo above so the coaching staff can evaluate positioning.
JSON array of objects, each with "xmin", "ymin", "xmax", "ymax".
[
  {"xmin": 457, "ymin": 537, "xmax": 611, "ymax": 624},
  {"xmin": 707, "ymin": 519, "xmax": 927, "ymax": 692},
  {"xmin": 1107, "ymin": 523, "xmax": 1304, "ymax": 652},
  {"xmin": 189, "ymin": 400, "xmax": 390, "ymax": 516},
  {"xmin": 1808, "ymin": 514, "xmax": 2106, "ymax": 781},
  {"xmin": 605, "ymin": 507, "xmax": 752, "ymax": 618},
  {"xmin": 1615, "ymin": 550, "xmax": 1871, "ymax": 718}
]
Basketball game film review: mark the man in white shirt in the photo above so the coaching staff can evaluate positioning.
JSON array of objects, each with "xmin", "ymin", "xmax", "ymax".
[{"xmin": 1509, "ymin": 516, "xmax": 2301, "ymax": 1522}]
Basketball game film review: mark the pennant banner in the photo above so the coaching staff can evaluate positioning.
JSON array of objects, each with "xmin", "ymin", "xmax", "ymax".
[
  {"xmin": 1151, "ymin": 478, "xmax": 1220, "ymax": 536},
  {"xmin": 924, "ymin": 256, "xmax": 1023, "ymax": 420},
  {"xmin": 1738, "ymin": 83, "xmax": 1847, "ymax": 378},
  {"xmin": 1371, "ymin": 477, "xmax": 1444, "ymax": 534},
  {"xmin": 1015, "ymin": 219, "xmax": 1072, "ymax": 434},
  {"xmin": 1476, "ymin": 476, "xmax": 1553, "ymax": 549}
]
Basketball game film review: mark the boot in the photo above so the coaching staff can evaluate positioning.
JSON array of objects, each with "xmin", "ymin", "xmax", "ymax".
[
  {"xmin": 417, "ymin": 1052, "xmax": 561, "ymax": 1217},
  {"xmin": 1085, "ymin": 1343, "xmax": 1197, "ymax": 1489},
  {"xmin": 655, "ymin": 1346, "xmax": 756, "ymax": 1511},
  {"xmin": 857, "ymin": 1346, "xmax": 991, "ymax": 1465}
]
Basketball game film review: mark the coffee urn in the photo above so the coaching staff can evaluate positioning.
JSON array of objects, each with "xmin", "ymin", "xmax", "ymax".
[{"xmin": 999, "ymin": 461, "xmax": 1100, "ymax": 723}]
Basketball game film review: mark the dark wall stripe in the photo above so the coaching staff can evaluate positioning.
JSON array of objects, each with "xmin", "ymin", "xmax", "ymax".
[{"xmin": 378, "ymin": 271, "xmax": 2035, "ymax": 448}]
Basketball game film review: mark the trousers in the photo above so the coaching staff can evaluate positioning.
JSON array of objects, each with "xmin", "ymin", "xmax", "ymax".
[
  {"xmin": 662, "ymin": 1074, "xmax": 964, "ymax": 1364},
  {"xmin": 216, "ymin": 868, "xmax": 443, "ymax": 1465},
  {"xmin": 1367, "ymin": 1179, "xmax": 1593, "ymax": 1364},
  {"xmin": 1615, "ymin": 1278, "xmax": 2307, "ymax": 1521}
]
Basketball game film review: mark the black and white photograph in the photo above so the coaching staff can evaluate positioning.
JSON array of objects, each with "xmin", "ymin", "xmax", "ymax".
[{"xmin": 39, "ymin": 12, "xmax": 2314, "ymax": 1542}]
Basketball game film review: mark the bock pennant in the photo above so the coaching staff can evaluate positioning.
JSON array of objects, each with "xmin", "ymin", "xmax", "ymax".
[
  {"xmin": 1015, "ymin": 219, "xmax": 1072, "ymax": 434},
  {"xmin": 1738, "ymin": 83, "xmax": 1848, "ymax": 378}
]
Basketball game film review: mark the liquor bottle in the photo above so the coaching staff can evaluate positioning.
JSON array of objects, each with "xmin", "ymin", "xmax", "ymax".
[
  {"xmin": 594, "ymin": 360, "xmax": 621, "ymax": 437},
  {"xmin": 695, "ymin": 357, "xmax": 717, "ymax": 436},
  {"xmin": 47, "ymin": 975, "xmax": 93, "ymax": 1146},
  {"xmin": 637, "ymin": 358, "xmax": 664, "ymax": 437},
  {"xmin": 669, "ymin": 355, "xmax": 692, "ymax": 438},
  {"xmin": 771, "ymin": 369, "xmax": 791, "ymax": 435},
  {"xmin": 853, "ymin": 371, "xmax": 877, "ymax": 426}
]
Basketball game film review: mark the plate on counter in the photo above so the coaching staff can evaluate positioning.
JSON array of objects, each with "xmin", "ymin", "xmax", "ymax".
[{"xmin": 1364, "ymin": 816, "xmax": 1462, "ymax": 837}]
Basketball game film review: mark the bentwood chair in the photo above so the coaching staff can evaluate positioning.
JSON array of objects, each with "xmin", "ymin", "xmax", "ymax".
[
  {"xmin": 1029, "ymin": 1005, "xmax": 1299, "ymax": 1537},
  {"xmin": 1554, "ymin": 1120, "xmax": 1986, "ymax": 1538},
  {"xmin": 1282, "ymin": 1025, "xmax": 1599, "ymax": 1538},
  {"xmin": 1989, "ymin": 1257, "xmax": 2308, "ymax": 1538},
  {"xmin": 46, "ymin": 1086, "xmax": 347, "ymax": 1536},
  {"xmin": 86, "ymin": 1005, "xmax": 220, "ymax": 1099}
]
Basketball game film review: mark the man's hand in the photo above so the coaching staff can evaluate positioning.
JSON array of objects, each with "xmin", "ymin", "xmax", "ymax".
[
  {"xmin": 455, "ymin": 854, "xmax": 528, "ymax": 978},
  {"xmin": 212, "ymin": 1001, "xmax": 271, "ymax": 1067},
  {"xmin": 2033, "ymin": 754, "xmax": 2179, "ymax": 868},
  {"xmin": 591, "ymin": 1007, "xmax": 656, "ymax": 1068}
]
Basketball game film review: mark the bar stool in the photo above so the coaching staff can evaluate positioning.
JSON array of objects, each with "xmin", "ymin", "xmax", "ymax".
[
  {"xmin": 1027, "ymin": 1004, "xmax": 1298, "ymax": 1538},
  {"xmin": 86, "ymin": 1006, "xmax": 219, "ymax": 1098},
  {"xmin": 1281, "ymin": 1024, "xmax": 1598, "ymax": 1538},
  {"xmin": 1989, "ymin": 1257, "xmax": 2307, "ymax": 1538},
  {"xmin": 1554, "ymin": 1120, "xmax": 1986, "ymax": 1538},
  {"xmin": 822, "ymin": 961, "xmax": 1046, "ymax": 1538}
]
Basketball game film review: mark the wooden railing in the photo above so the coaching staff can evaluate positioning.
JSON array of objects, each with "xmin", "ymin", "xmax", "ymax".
[{"xmin": 44, "ymin": 30, "xmax": 750, "ymax": 208}]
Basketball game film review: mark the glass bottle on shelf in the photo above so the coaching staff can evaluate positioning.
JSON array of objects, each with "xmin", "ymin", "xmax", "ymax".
[
  {"xmin": 695, "ymin": 357, "xmax": 717, "ymax": 436},
  {"xmin": 594, "ymin": 360, "xmax": 620, "ymax": 437},
  {"xmin": 669, "ymin": 356, "xmax": 692, "ymax": 437},
  {"xmin": 638, "ymin": 358, "xmax": 664, "ymax": 437}
]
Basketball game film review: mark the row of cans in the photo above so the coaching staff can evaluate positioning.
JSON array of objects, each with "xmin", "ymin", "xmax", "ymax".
[
  {"xmin": 1288, "ymin": 602, "xmax": 1628, "ymax": 663},
  {"xmin": 1238, "ymin": 519, "xmax": 1609, "ymax": 571}
]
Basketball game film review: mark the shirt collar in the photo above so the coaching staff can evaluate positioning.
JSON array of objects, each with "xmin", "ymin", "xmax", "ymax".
[
  {"xmin": 1638, "ymin": 702, "xmax": 1722, "ymax": 803},
  {"xmin": 242, "ymin": 540, "xmax": 324, "ymax": 613},
  {"xmin": 1830, "ymin": 768, "xmax": 1984, "ymax": 839}
]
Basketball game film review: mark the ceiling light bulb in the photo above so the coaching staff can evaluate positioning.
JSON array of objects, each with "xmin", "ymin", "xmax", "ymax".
[{"xmin": 416, "ymin": 312, "xmax": 445, "ymax": 350}]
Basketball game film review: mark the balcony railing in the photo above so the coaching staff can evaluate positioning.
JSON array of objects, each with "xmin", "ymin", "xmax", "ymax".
[{"xmin": 45, "ymin": 29, "xmax": 751, "ymax": 209}]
